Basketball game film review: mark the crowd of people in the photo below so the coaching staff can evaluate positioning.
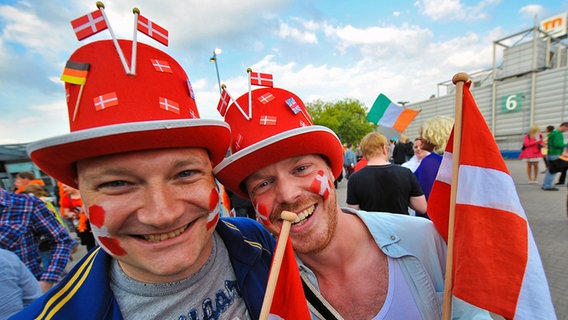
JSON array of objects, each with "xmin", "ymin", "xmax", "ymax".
[{"xmin": 1, "ymin": 9, "xmax": 560, "ymax": 320}]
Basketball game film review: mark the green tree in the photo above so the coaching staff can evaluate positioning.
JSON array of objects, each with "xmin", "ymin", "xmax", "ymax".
[{"xmin": 306, "ymin": 98, "xmax": 376, "ymax": 145}]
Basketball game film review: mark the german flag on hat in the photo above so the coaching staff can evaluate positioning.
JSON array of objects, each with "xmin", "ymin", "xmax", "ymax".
[{"xmin": 61, "ymin": 60, "xmax": 90, "ymax": 85}]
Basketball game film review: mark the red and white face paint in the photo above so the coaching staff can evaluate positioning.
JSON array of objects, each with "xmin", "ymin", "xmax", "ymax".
[
  {"xmin": 254, "ymin": 201, "xmax": 271, "ymax": 227},
  {"xmin": 87, "ymin": 204, "xmax": 127, "ymax": 256},
  {"xmin": 309, "ymin": 170, "xmax": 332, "ymax": 201},
  {"xmin": 206, "ymin": 187, "xmax": 220, "ymax": 230}
]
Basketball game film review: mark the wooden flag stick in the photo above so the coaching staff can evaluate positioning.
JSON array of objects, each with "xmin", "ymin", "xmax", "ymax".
[
  {"xmin": 259, "ymin": 210, "xmax": 298, "ymax": 320},
  {"xmin": 441, "ymin": 72, "xmax": 469, "ymax": 320},
  {"xmin": 72, "ymin": 84, "xmax": 85, "ymax": 121},
  {"xmin": 131, "ymin": 8, "xmax": 140, "ymax": 75},
  {"xmin": 97, "ymin": 2, "xmax": 130, "ymax": 74}
]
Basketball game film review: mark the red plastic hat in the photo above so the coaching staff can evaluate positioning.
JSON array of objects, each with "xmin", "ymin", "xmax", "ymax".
[
  {"xmin": 27, "ymin": 40, "xmax": 230, "ymax": 188},
  {"xmin": 213, "ymin": 87, "xmax": 343, "ymax": 199}
]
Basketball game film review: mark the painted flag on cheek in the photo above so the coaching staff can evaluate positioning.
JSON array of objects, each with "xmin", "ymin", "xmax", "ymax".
[
  {"xmin": 206, "ymin": 188, "xmax": 220, "ymax": 230},
  {"xmin": 309, "ymin": 170, "xmax": 331, "ymax": 200}
]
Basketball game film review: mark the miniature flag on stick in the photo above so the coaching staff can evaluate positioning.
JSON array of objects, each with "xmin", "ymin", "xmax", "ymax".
[
  {"xmin": 366, "ymin": 94, "xmax": 419, "ymax": 132},
  {"xmin": 259, "ymin": 211, "xmax": 311, "ymax": 320},
  {"xmin": 137, "ymin": 14, "xmax": 169, "ymax": 46},
  {"xmin": 428, "ymin": 74, "xmax": 556, "ymax": 320},
  {"xmin": 71, "ymin": 9, "xmax": 108, "ymax": 41},
  {"xmin": 217, "ymin": 87, "xmax": 231, "ymax": 117},
  {"xmin": 61, "ymin": 61, "xmax": 90, "ymax": 85},
  {"xmin": 250, "ymin": 71, "xmax": 274, "ymax": 87}
]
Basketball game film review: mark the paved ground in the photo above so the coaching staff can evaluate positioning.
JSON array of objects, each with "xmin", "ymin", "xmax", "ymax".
[
  {"xmin": 67, "ymin": 159, "xmax": 567, "ymax": 318},
  {"xmin": 335, "ymin": 159, "xmax": 567, "ymax": 319}
]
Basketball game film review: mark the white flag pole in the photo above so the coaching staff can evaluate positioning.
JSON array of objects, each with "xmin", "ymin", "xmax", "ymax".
[
  {"xmin": 97, "ymin": 1, "xmax": 130, "ymax": 74},
  {"xmin": 131, "ymin": 8, "xmax": 140, "ymax": 75}
]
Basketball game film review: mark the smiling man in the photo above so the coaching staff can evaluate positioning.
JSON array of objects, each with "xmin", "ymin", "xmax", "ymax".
[
  {"xmin": 214, "ymin": 87, "xmax": 491, "ymax": 319},
  {"xmin": 12, "ymin": 39, "xmax": 276, "ymax": 320}
]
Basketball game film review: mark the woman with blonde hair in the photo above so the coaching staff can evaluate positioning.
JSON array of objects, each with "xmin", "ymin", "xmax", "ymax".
[
  {"xmin": 519, "ymin": 125, "xmax": 544, "ymax": 183},
  {"xmin": 414, "ymin": 116, "xmax": 454, "ymax": 218}
]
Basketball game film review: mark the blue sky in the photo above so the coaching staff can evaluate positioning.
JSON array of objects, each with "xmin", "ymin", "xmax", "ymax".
[{"xmin": 0, "ymin": 0, "xmax": 566, "ymax": 144}]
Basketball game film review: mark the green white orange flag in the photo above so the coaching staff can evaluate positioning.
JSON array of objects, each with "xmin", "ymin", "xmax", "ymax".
[
  {"xmin": 428, "ymin": 81, "xmax": 556, "ymax": 319},
  {"xmin": 366, "ymin": 93, "xmax": 419, "ymax": 132}
]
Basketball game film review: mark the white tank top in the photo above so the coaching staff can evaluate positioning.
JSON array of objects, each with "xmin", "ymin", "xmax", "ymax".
[{"xmin": 373, "ymin": 257, "xmax": 423, "ymax": 319}]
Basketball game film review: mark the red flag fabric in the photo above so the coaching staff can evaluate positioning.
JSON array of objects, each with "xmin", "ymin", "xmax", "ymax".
[
  {"xmin": 137, "ymin": 14, "xmax": 169, "ymax": 46},
  {"xmin": 250, "ymin": 72, "xmax": 274, "ymax": 87},
  {"xmin": 428, "ymin": 82, "xmax": 555, "ymax": 319},
  {"xmin": 217, "ymin": 89, "xmax": 231, "ymax": 116},
  {"xmin": 71, "ymin": 10, "xmax": 108, "ymax": 41},
  {"xmin": 268, "ymin": 238, "xmax": 311, "ymax": 320}
]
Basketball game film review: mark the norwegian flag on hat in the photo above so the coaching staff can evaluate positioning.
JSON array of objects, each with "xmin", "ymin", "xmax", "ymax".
[{"xmin": 71, "ymin": 10, "xmax": 108, "ymax": 41}]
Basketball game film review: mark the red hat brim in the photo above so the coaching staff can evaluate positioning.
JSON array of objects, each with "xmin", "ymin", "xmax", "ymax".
[
  {"xmin": 214, "ymin": 126, "xmax": 343, "ymax": 199},
  {"xmin": 28, "ymin": 119, "xmax": 230, "ymax": 189}
]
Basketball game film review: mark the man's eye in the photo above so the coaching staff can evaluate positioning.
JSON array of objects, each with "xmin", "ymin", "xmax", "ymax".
[
  {"xmin": 98, "ymin": 180, "xmax": 129, "ymax": 189},
  {"xmin": 177, "ymin": 170, "xmax": 196, "ymax": 178},
  {"xmin": 251, "ymin": 179, "xmax": 272, "ymax": 194},
  {"xmin": 295, "ymin": 165, "xmax": 309, "ymax": 174}
]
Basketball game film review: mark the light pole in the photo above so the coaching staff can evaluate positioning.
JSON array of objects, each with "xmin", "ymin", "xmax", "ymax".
[
  {"xmin": 210, "ymin": 48, "xmax": 222, "ymax": 94},
  {"xmin": 398, "ymin": 101, "xmax": 409, "ymax": 108}
]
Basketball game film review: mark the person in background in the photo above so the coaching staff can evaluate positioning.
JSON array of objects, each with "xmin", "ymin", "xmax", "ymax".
[
  {"xmin": 519, "ymin": 125, "xmax": 544, "ymax": 184},
  {"xmin": 23, "ymin": 184, "xmax": 72, "ymax": 272},
  {"xmin": 542, "ymin": 122, "xmax": 568, "ymax": 190},
  {"xmin": 414, "ymin": 116, "xmax": 454, "ymax": 200},
  {"xmin": 343, "ymin": 143, "xmax": 357, "ymax": 179},
  {"xmin": 0, "ymin": 187, "xmax": 74, "ymax": 292},
  {"xmin": 214, "ymin": 86, "xmax": 490, "ymax": 319},
  {"xmin": 540, "ymin": 125, "xmax": 553, "ymax": 173},
  {"xmin": 59, "ymin": 184, "xmax": 96, "ymax": 252},
  {"xmin": 402, "ymin": 138, "xmax": 431, "ymax": 173},
  {"xmin": 346, "ymin": 132, "xmax": 427, "ymax": 215},
  {"xmin": 0, "ymin": 248, "xmax": 42, "ymax": 319},
  {"xmin": 13, "ymin": 171, "xmax": 45, "ymax": 194},
  {"xmin": 12, "ymin": 32, "xmax": 276, "ymax": 318},
  {"xmin": 392, "ymin": 134, "xmax": 412, "ymax": 165}
]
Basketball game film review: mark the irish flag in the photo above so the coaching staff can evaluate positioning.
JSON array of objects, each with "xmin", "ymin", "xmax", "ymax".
[
  {"xmin": 366, "ymin": 93, "xmax": 419, "ymax": 132},
  {"xmin": 428, "ymin": 81, "xmax": 555, "ymax": 319}
]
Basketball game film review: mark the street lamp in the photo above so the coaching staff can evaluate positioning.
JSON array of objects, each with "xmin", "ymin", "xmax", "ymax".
[
  {"xmin": 398, "ymin": 101, "xmax": 409, "ymax": 108},
  {"xmin": 209, "ymin": 48, "xmax": 222, "ymax": 94}
]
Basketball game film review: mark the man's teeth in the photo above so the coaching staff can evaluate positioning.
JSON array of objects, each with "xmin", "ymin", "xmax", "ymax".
[
  {"xmin": 293, "ymin": 206, "xmax": 315, "ymax": 224},
  {"xmin": 143, "ymin": 224, "xmax": 188, "ymax": 242}
]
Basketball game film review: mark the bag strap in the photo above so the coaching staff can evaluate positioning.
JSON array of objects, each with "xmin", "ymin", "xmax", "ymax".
[{"xmin": 301, "ymin": 273, "xmax": 344, "ymax": 320}]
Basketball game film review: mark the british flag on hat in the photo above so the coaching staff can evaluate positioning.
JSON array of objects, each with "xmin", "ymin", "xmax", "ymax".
[{"xmin": 213, "ymin": 87, "xmax": 344, "ymax": 199}]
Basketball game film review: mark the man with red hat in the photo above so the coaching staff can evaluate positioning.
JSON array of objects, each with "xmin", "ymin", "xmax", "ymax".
[
  {"xmin": 214, "ymin": 87, "xmax": 490, "ymax": 319},
  {"xmin": 13, "ymin": 39, "xmax": 276, "ymax": 319}
]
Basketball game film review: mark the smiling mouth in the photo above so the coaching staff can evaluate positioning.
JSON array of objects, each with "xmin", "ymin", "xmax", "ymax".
[
  {"xmin": 140, "ymin": 223, "xmax": 190, "ymax": 242},
  {"xmin": 291, "ymin": 205, "xmax": 316, "ymax": 226}
]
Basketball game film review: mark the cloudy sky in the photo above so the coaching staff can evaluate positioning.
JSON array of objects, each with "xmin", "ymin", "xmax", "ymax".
[{"xmin": 0, "ymin": 0, "xmax": 565, "ymax": 144}]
